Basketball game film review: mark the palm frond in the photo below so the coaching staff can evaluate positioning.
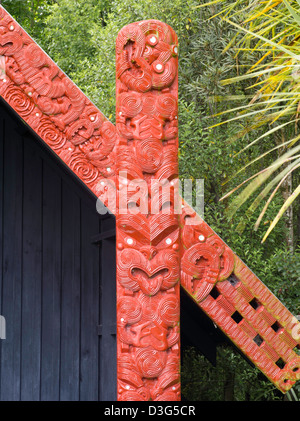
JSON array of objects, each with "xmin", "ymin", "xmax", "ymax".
[
  {"xmin": 200, "ymin": 0, "xmax": 300, "ymax": 240},
  {"xmin": 262, "ymin": 183, "xmax": 300, "ymax": 241}
]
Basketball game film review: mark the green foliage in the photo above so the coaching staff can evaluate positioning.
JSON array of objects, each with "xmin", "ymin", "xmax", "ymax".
[
  {"xmin": 2, "ymin": 0, "xmax": 55, "ymax": 40},
  {"xmin": 1, "ymin": 0, "xmax": 299, "ymax": 401},
  {"xmin": 182, "ymin": 346, "xmax": 283, "ymax": 401},
  {"xmin": 265, "ymin": 247, "xmax": 300, "ymax": 314},
  {"xmin": 198, "ymin": 0, "xmax": 300, "ymax": 242},
  {"xmin": 42, "ymin": 0, "xmax": 112, "ymax": 74}
]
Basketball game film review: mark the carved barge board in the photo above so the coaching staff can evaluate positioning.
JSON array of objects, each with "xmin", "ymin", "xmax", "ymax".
[
  {"xmin": 0, "ymin": 6, "xmax": 116, "ymax": 196},
  {"xmin": 0, "ymin": 5, "xmax": 299, "ymax": 397},
  {"xmin": 181, "ymin": 203, "xmax": 300, "ymax": 393}
]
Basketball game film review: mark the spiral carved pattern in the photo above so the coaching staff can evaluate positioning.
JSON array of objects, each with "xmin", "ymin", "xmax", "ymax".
[
  {"xmin": 180, "ymin": 202, "xmax": 300, "ymax": 393},
  {"xmin": 1, "ymin": 5, "xmax": 299, "ymax": 396},
  {"xmin": 0, "ymin": 6, "xmax": 116, "ymax": 192},
  {"xmin": 115, "ymin": 20, "xmax": 180, "ymax": 401}
]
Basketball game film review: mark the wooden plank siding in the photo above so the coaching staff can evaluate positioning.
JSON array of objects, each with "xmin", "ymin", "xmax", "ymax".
[{"xmin": 0, "ymin": 99, "xmax": 116, "ymax": 401}]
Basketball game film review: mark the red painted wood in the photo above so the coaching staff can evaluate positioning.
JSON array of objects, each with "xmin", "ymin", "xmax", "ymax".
[
  {"xmin": 180, "ymin": 203, "xmax": 300, "ymax": 392},
  {"xmin": 0, "ymin": 5, "xmax": 299, "ymax": 396},
  {"xmin": 115, "ymin": 21, "xmax": 181, "ymax": 401},
  {"xmin": 0, "ymin": 7, "xmax": 116, "ymax": 195}
]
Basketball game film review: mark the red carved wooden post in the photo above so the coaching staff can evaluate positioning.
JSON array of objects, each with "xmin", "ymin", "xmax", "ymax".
[
  {"xmin": 115, "ymin": 20, "xmax": 181, "ymax": 401},
  {"xmin": 0, "ymin": 5, "xmax": 299, "ymax": 397}
]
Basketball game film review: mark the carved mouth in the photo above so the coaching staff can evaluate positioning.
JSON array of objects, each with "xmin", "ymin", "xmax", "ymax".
[{"xmin": 131, "ymin": 268, "xmax": 168, "ymax": 296}]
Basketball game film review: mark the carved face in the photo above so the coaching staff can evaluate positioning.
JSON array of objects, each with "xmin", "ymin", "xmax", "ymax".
[
  {"xmin": 180, "ymin": 206, "xmax": 235, "ymax": 302},
  {"xmin": 117, "ymin": 91, "xmax": 178, "ymax": 142},
  {"xmin": 117, "ymin": 214, "xmax": 180, "ymax": 296},
  {"xmin": 116, "ymin": 20, "xmax": 178, "ymax": 92},
  {"xmin": 118, "ymin": 292, "xmax": 179, "ymax": 350}
]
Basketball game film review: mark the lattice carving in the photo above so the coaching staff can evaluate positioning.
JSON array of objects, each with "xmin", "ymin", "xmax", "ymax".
[
  {"xmin": 0, "ymin": 5, "xmax": 299, "ymax": 398},
  {"xmin": 181, "ymin": 203, "xmax": 300, "ymax": 392}
]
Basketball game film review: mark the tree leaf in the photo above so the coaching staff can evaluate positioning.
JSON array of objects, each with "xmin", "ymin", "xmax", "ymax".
[
  {"xmin": 282, "ymin": 0, "xmax": 300, "ymax": 26},
  {"xmin": 224, "ymin": 143, "xmax": 300, "ymax": 218},
  {"xmin": 262, "ymin": 183, "xmax": 300, "ymax": 242},
  {"xmin": 221, "ymin": 65, "xmax": 287, "ymax": 86},
  {"xmin": 224, "ymin": 18, "xmax": 300, "ymax": 60},
  {"xmin": 255, "ymin": 160, "xmax": 300, "ymax": 230}
]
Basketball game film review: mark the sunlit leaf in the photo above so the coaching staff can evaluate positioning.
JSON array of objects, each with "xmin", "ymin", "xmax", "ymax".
[
  {"xmin": 224, "ymin": 143, "xmax": 300, "ymax": 218},
  {"xmin": 255, "ymin": 160, "xmax": 300, "ymax": 230},
  {"xmin": 224, "ymin": 18, "xmax": 300, "ymax": 60},
  {"xmin": 282, "ymin": 0, "xmax": 300, "ymax": 25},
  {"xmin": 262, "ymin": 183, "xmax": 300, "ymax": 242}
]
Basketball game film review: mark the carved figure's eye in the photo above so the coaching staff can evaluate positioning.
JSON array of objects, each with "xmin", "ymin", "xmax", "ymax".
[
  {"xmin": 119, "ymin": 224, "xmax": 149, "ymax": 246},
  {"xmin": 144, "ymin": 46, "xmax": 152, "ymax": 56},
  {"xmin": 152, "ymin": 225, "xmax": 179, "ymax": 248},
  {"xmin": 172, "ymin": 45, "xmax": 178, "ymax": 56},
  {"xmin": 153, "ymin": 62, "xmax": 164, "ymax": 73},
  {"xmin": 147, "ymin": 35, "xmax": 158, "ymax": 46},
  {"xmin": 125, "ymin": 237, "xmax": 134, "ymax": 246}
]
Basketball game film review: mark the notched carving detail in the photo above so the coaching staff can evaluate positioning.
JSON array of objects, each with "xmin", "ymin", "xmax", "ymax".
[
  {"xmin": 116, "ymin": 20, "xmax": 180, "ymax": 401},
  {"xmin": 181, "ymin": 200, "xmax": 300, "ymax": 393},
  {"xmin": 1, "ymin": 5, "xmax": 299, "ymax": 398},
  {"xmin": 0, "ymin": 6, "xmax": 116, "ymax": 193}
]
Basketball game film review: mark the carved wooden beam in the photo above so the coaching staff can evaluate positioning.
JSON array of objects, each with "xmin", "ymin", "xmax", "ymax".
[
  {"xmin": 181, "ymin": 203, "xmax": 300, "ymax": 393},
  {"xmin": 0, "ymin": 7, "xmax": 116, "ymax": 194},
  {"xmin": 0, "ymin": 5, "xmax": 299, "ymax": 397},
  {"xmin": 115, "ymin": 21, "xmax": 180, "ymax": 401}
]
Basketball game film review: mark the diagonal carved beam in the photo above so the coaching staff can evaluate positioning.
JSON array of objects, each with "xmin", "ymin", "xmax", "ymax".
[
  {"xmin": 0, "ymin": 6, "xmax": 116, "ymax": 195},
  {"xmin": 181, "ymin": 203, "xmax": 300, "ymax": 393},
  {"xmin": 0, "ymin": 5, "xmax": 299, "ymax": 397}
]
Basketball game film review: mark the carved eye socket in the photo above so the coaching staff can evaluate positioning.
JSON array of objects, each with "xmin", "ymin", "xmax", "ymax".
[
  {"xmin": 118, "ymin": 222, "xmax": 149, "ymax": 246},
  {"xmin": 172, "ymin": 45, "xmax": 178, "ymax": 56},
  {"xmin": 147, "ymin": 34, "xmax": 158, "ymax": 46},
  {"xmin": 125, "ymin": 237, "xmax": 134, "ymax": 246},
  {"xmin": 152, "ymin": 225, "xmax": 179, "ymax": 248},
  {"xmin": 153, "ymin": 62, "xmax": 164, "ymax": 73},
  {"xmin": 144, "ymin": 45, "xmax": 153, "ymax": 56}
]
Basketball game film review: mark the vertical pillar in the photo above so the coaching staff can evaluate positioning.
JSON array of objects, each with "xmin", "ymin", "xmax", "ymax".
[{"xmin": 115, "ymin": 20, "xmax": 181, "ymax": 401}]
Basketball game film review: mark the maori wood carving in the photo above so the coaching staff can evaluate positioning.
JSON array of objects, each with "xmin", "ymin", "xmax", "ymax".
[
  {"xmin": 115, "ymin": 21, "xmax": 180, "ymax": 401},
  {"xmin": 0, "ymin": 5, "xmax": 299, "ymax": 398},
  {"xmin": 181, "ymin": 204, "xmax": 300, "ymax": 393},
  {"xmin": 0, "ymin": 7, "xmax": 116, "ymax": 193}
]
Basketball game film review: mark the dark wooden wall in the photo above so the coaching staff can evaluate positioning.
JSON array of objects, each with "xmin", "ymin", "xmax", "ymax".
[{"xmin": 0, "ymin": 100, "xmax": 116, "ymax": 401}]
